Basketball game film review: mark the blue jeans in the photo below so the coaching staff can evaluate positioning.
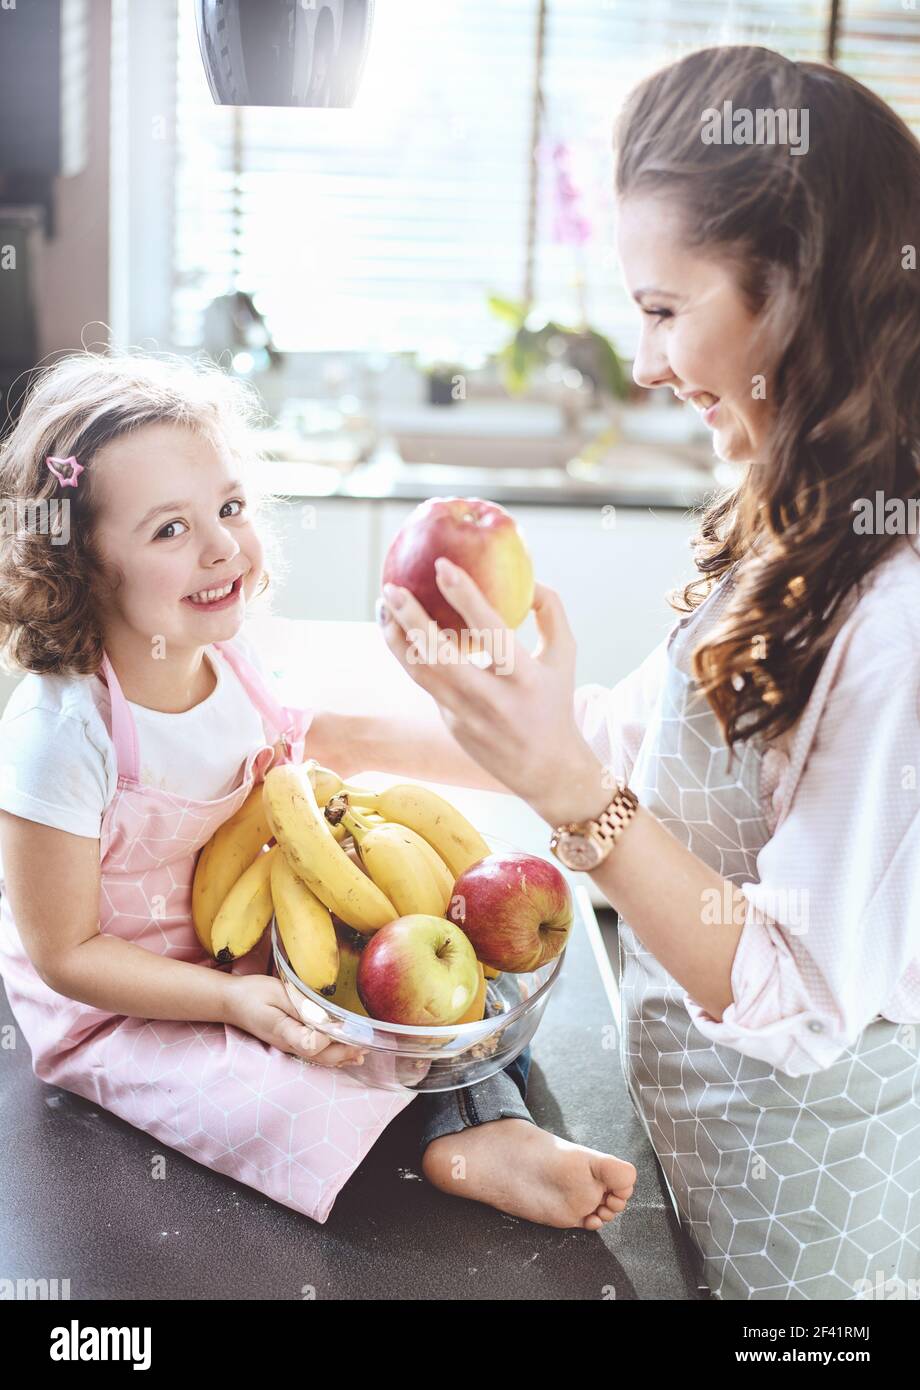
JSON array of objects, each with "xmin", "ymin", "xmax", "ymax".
[{"xmin": 416, "ymin": 1044, "xmax": 535, "ymax": 1162}]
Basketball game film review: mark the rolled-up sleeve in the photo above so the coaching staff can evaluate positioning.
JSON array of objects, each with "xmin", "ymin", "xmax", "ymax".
[
  {"xmin": 683, "ymin": 639, "xmax": 920, "ymax": 1077},
  {"xmin": 573, "ymin": 631, "xmax": 673, "ymax": 785}
]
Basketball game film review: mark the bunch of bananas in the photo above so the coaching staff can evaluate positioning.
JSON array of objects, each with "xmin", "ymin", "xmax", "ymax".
[
  {"xmin": 191, "ymin": 759, "xmax": 498, "ymax": 1017},
  {"xmin": 191, "ymin": 766, "xmax": 355, "ymax": 992}
]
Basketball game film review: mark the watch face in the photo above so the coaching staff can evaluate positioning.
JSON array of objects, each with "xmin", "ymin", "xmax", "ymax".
[{"xmin": 557, "ymin": 832, "xmax": 603, "ymax": 871}]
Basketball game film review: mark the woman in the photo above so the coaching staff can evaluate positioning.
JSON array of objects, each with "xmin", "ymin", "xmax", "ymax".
[{"xmin": 372, "ymin": 45, "xmax": 920, "ymax": 1299}]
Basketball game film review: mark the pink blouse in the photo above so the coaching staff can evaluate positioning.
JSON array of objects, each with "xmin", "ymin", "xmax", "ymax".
[{"xmin": 573, "ymin": 534, "xmax": 920, "ymax": 1076}]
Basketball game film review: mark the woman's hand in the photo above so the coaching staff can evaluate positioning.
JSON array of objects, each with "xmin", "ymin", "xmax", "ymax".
[
  {"xmin": 224, "ymin": 974, "xmax": 367, "ymax": 1069},
  {"xmin": 378, "ymin": 558, "xmax": 610, "ymax": 827}
]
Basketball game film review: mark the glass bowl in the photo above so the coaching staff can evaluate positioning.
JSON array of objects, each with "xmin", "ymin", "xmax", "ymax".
[{"xmin": 271, "ymin": 834, "xmax": 568, "ymax": 1092}]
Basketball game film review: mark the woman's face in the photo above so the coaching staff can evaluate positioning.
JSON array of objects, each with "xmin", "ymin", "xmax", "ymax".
[
  {"xmin": 615, "ymin": 193, "xmax": 772, "ymax": 465},
  {"xmin": 90, "ymin": 422, "xmax": 264, "ymax": 658}
]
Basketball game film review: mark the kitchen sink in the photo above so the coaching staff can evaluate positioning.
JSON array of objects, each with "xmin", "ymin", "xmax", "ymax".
[
  {"xmin": 390, "ymin": 431, "xmax": 586, "ymax": 472},
  {"xmin": 342, "ymin": 438, "xmax": 724, "ymax": 507},
  {"xmin": 385, "ymin": 407, "xmax": 719, "ymax": 491},
  {"xmin": 257, "ymin": 401, "xmax": 732, "ymax": 507}
]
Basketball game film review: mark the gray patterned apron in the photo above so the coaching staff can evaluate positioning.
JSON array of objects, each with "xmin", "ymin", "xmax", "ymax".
[{"xmin": 618, "ymin": 571, "xmax": 920, "ymax": 1301}]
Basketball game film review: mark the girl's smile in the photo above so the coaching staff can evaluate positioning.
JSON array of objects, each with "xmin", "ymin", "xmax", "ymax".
[{"xmin": 182, "ymin": 572, "xmax": 247, "ymax": 612}]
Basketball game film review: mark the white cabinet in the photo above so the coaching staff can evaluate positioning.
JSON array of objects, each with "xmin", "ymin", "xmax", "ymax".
[
  {"xmin": 513, "ymin": 506, "xmax": 699, "ymax": 687},
  {"xmin": 260, "ymin": 497, "xmax": 377, "ymax": 622}
]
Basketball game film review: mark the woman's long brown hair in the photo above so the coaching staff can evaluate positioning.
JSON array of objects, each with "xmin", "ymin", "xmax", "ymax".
[{"xmin": 614, "ymin": 45, "xmax": 920, "ymax": 758}]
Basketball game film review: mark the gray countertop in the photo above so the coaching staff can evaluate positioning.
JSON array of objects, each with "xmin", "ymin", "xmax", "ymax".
[
  {"xmin": 255, "ymin": 424, "xmax": 729, "ymax": 512},
  {"xmin": 337, "ymin": 460, "xmax": 718, "ymax": 511},
  {"xmin": 0, "ymin": 890, "xmax": 706, "ymax": 1300},
  {"xmin": 259, "ymin": 459, "xmax": 721, "ymax": 512}
]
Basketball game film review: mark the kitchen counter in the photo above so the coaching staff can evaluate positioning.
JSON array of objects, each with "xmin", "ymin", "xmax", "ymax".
[
  {"xmin": 254, "ymin": 407, "xmax": 733, "ymax": 511},
  {"xmin": 338, "ymin": 453, "xmax": 719, "ymax": 510},
  {"xmin": 0, "ymin": 888, "xmax": 705, "ymax": 1300},
  {"xmin": 256, "ymin": 453, "xmax": 722, "ymax": 511}
]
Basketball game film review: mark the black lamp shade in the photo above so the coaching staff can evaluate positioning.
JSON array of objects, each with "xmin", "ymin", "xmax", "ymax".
[{"xmin": 194, "ymin": 0, "xmax": 375, "ymax": 108}]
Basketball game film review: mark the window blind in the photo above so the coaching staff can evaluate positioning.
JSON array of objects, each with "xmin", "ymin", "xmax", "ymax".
[
  {"xmin": 173, "ymin": 0, "xmax": 538, "ymax": 357},
  {"xmin": 836, "ymin": 3, "xmax": 920, "ymax": 137},
  {"xmin": 170, "ymin": 1, "xmax": 908, "ymax": 363}
]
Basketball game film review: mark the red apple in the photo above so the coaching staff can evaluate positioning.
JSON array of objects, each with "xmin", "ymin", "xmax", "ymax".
[
  {"xmin": 356, "ymin": 914, "xmax": 481, "ymax": 1025},
  {"xmin": 382, "ymin": 497, "xmax": 534, "ymax": 634},
  {"xmin": 447, "ymin": 852, "xmax": 574, "ymax": 973}
]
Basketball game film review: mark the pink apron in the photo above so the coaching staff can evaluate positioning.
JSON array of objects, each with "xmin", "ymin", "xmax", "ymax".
[{"xmin": 0, "ymin": 640, "xmax": 416, "ymax": 1223}]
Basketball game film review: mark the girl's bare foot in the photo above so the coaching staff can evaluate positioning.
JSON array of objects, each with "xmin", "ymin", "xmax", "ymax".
[{"xmin": 421, "ymin": 1117, "xmax": 637, "ymax": 1231}]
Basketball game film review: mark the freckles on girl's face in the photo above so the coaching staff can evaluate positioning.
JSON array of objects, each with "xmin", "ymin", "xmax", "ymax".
[
  {"xmin": 614, "ymin": 193, "xmax": 773, "ymax": 465},
  {"xmin": 89, "ymin": 422, "xmax": 264, "ymax": 651}
]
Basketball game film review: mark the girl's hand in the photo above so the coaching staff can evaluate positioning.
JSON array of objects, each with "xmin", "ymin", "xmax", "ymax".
[
  {"xmin": 224, "ymin": 973, "xmax": 367, "ymax": 1069},
  {"xmin": 378, "ymin": 562, "xmax": 607, "ymax": 826}
]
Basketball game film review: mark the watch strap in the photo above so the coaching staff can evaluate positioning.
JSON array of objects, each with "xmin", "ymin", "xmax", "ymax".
[
  {"xmin": 590, "ymin": 780, "xmax": 639, "ymax": 855},
  {"xmin": 551, "ymin": 780, "xmax": 639, "ymax": 869}
]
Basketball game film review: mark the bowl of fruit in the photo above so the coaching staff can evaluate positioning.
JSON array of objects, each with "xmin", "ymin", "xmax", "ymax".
[
  {"xmin": 188, "ymin": 499, "xmax": 571, "ymax": 1088},
  {"xmin": 243, "ymin": 760, "xmax": 574, "ymax": 1092},
  {"xmin": 191, "ymin": 758, "xmax": 572, "ymax": 1091}
]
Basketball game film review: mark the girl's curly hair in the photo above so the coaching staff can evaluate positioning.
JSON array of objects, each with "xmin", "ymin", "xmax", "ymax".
[
  {"xmin": 0, "ymin": 348, "xmax": 276, "ymax": 676},
  {"xmin": 614, "ymin": 44, "xmax": 920, "ymax": 758}
]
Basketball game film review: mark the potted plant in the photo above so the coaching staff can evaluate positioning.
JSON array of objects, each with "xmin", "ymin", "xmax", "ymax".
[
  {"xmin": 402, "ymin": 345, "xmax": 480, "ymax": 407},
  {"xmin": 417, "ymin": 359, "xmax": 468, "ymax": 406},
  {"xmin": 487, "ymin": 294, "xmax": 629, "ymax": 407}
]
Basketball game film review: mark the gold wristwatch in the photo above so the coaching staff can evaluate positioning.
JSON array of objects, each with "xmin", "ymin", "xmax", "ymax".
[{"xmin": 549, "ymin": 780, "xmax": 639, "ymax": 871}]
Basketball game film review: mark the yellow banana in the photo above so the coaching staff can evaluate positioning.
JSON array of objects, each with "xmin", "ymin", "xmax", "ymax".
[
  {"xmin": 326, "ymin": 923, "xmax": 369, "ymax": 1017},
  {"xmin": 357, "ymin": 783, "xmax": 491, "ymax": 879},
  {"xmin": 344, "ymin": 842, "xmax": 371, "ymax": 877},
  {"xmin": 339, "ymin": 807, "xmax": 447, "ymax": 917},
  {"xmin": 211, "ymin": 844, "xmax": 279, "ymax": 964},
  {"xmin": 344, "ymin": 804, "xmax": 454, "ymax": 911},
  {"xmin": 192, "ymin": 782, "xmax": 273, "ymax": 955},
  {"xmin": 302, "ymin": 760, "xmax": 378, "ymax": 808},
  {"xmin": 406, "ymin": 831, "xmax": 455, "ymax": 910},
  {"xmin": 262, "ymin": 763, "xmax": 396, "ymax": 934},
  {"xmin": 271, "ymin": 851, "xmax": 339, "ymax": 995}
]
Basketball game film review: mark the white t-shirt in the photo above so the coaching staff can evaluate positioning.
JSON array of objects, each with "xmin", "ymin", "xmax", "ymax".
[{"xmin": 0, "ymin": 631, "xmax": 272, "ymax": 847}]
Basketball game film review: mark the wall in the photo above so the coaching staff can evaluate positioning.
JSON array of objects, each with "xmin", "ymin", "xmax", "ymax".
[{"xmin": 35, "ymin": 0, "xmax": 110, "ymax": 357}]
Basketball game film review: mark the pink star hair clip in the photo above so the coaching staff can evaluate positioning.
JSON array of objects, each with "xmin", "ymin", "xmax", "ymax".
[{"xmin": 45, "ymin": 455, "xmax": 84, "ymax": 487}]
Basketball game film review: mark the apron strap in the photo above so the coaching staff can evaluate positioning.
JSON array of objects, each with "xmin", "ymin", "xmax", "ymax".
[
  {"xmin": 211, "ymin": 639, "xmax": 305, "ymax": 747},
  {"xmin": 97, "ymin": 640, "xmax": 310, "ymax": 783},
  {"xmin": 97, "ymin": 653, "xmax": 141, "ymax": 784}
]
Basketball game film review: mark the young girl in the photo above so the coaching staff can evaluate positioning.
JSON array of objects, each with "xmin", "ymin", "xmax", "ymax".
[
  {"xmin": 0, "ymin": 351, "xmax": 636, "ymax": 1230},
  {"xmin": 377, "ymin": 45, "xmax": 920, "ymax": 1300}
]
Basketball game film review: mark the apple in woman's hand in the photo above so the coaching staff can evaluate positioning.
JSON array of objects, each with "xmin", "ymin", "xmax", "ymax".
[
  {"xmin": 381, "ymin": 496, "xmax": 534, "ymax": 634},
  {"xmin": 447, "ymin": 853, "xmax": 574, "ymax": 973},
  {"xmin": 356, "ymin": 915, "xmax": 481, "ymax": 1025}
]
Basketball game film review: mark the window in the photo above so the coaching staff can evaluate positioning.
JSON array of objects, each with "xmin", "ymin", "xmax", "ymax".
[
  {"xmin": 173, "ymin": 0, "xmax": 537, "ymax": 357},
  {"xmin": 835, "ymin": 4, "xmax": 920, "ymax": 133},
  {"xmin": 138, "ymin": 1, "xmax": 916, "ymax": 363}
]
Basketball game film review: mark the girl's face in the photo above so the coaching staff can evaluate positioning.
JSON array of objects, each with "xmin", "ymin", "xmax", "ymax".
[
  {"xmin": 615, "ymin": 194, "xmax": 772, "ymax": 464},
  {"xmin": 90, "ymin": 422, "xmax": 264, "ymax": 655}
]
